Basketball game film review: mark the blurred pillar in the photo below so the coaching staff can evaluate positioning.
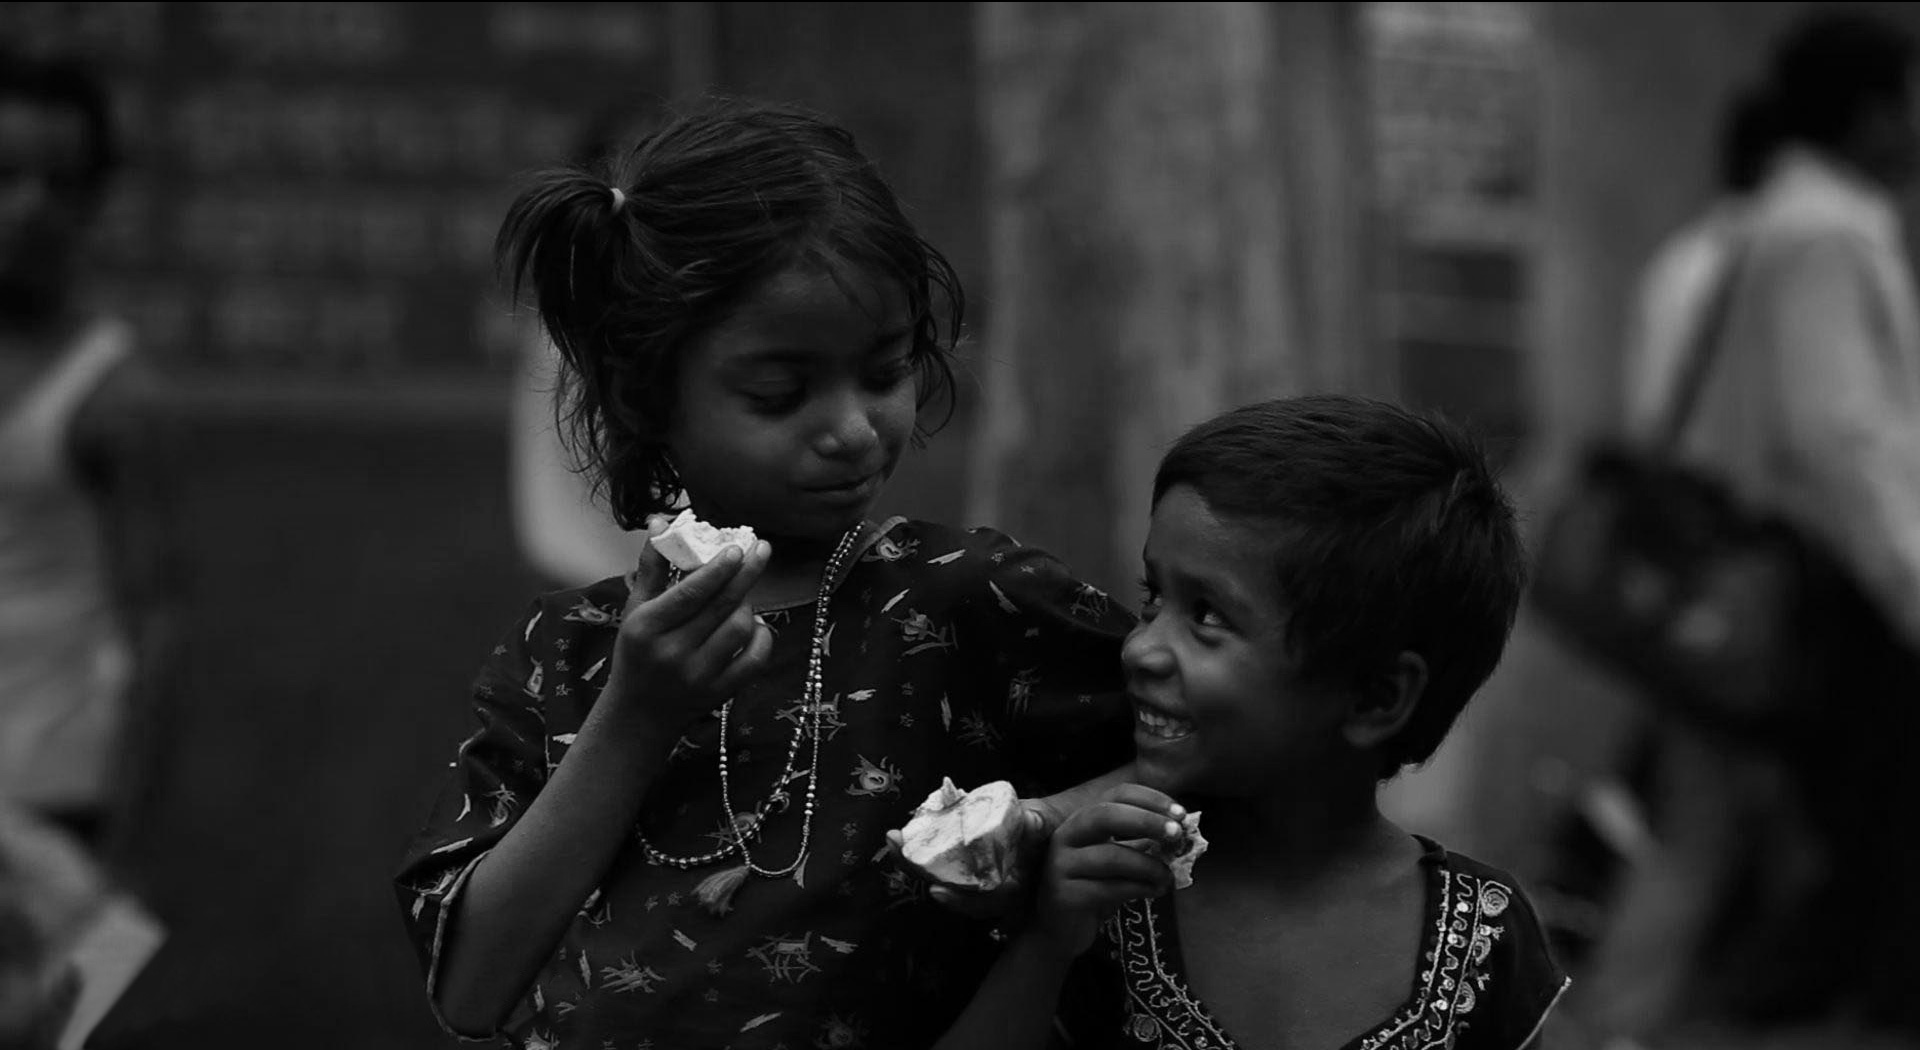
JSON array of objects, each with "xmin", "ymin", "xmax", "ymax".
[{"xmin": 968, "ymin": 1, "xmax": 1376, "ymax": 594}]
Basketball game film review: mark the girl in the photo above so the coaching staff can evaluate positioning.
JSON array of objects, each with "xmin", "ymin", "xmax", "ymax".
[
  {"xmin": 936, "ymin": 397, "xmax": 1568, "ymax": 1050},
  {"xmin": 394, "ymin": 101, "xmax": 1135, "ymax": 1049}
]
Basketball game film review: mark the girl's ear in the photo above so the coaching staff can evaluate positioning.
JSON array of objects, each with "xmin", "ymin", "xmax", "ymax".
[{"xmin": 1343, "ymin": 651, "xmax": 1426, "ymax": 750}]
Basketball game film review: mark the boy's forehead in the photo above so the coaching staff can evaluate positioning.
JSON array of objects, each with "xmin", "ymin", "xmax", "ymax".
[{"xmin": 1145, "ymin": 487, "xmax": 1285, "ymax": 601}]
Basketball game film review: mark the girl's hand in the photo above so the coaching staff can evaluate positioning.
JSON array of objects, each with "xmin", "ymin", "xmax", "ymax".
[
  {"xmin": 1031, "ymin": 784, "xmax": 1184, "ymax": 958},
  {"xmin": 604, "ymin": 515, "xmax": 774, "ymax": 736}
]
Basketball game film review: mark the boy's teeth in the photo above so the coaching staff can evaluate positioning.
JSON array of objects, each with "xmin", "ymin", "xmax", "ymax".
[{"xmin": 1134, "ymin": 706, "xmax": 1194, "ymax": 739}]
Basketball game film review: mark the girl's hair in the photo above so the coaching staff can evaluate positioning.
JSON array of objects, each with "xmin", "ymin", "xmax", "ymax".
[{"xmin": 497, "ymin": 99, "xmax": 964, "ymax": 526}]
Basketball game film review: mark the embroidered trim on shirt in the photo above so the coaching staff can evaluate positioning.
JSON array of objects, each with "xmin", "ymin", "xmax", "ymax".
[{"xmin": 1107, "ymin": 864, "xmax": 1517, "ymax": 1050}]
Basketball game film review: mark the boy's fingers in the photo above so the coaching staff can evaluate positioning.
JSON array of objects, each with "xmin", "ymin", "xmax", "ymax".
[
  {"xmin": 1054, "ymin": 841, "xmax": 1174, "ymax": 889},
  {"xmin": 1104, "ymin": 783, "xmax": 1183, "ymax": 818},
  {"xmin": 1058, "ymin": 802, "xmax": 1184, "ymax": 849}
]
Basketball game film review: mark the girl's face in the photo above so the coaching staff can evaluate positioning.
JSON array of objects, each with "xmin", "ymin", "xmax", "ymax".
[
  {"xmin": 667, "ymin": 261, "xmax": 918, "ymax": 545},
  {"xmin": 1121, "ymin": 484, "xmax": 1349, "ymax": 800}
]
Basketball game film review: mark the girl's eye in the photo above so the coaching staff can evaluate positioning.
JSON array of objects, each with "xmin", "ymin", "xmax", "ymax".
[
  {"xmin": 740, "ymin": 379, "xmax": 805, "ymax": 413},
  {"xmin": 864, "ymin": 352, "xmax": 915, "ymax": 390},
  {"xmin": 1193, "ymin": 605, "xmax": 1228, "ymax": 630}
]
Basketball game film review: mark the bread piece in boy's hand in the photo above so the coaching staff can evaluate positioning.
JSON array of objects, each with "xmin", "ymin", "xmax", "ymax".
[
  {"xmin": 893, "ymin": 778, "xmax": 1027, "ymax": 892},
  {"xmin": 1119, "ymin": 809, "xmax": 1207, "ymax": 890},
  {"xmin": 1162, "ymin": 810, "xmax": 1207, "ymax": 890},
  {"xmin": 649, "ymin": 509, "xmax": 759, "ymax": 572}
]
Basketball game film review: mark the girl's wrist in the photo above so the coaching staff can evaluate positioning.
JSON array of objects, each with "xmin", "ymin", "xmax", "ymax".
[{"xmin": 584, "ymin": 675, "xmax": 680, "ymax": 751}]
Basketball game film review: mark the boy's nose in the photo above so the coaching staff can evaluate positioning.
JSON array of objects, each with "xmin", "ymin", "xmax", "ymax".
[{"xmin": 1121, "ymin": 623, "xmax": 1174, "ymax": 678}]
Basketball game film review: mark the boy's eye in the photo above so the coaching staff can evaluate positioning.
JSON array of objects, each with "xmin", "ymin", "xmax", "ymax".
[
  {"xmin": 1193, "ymin": 605, "xmax": 1228, "ymax": 630},
  {"xmin": 1136, "ymin": 578, "xmax": 1161, "ymax": 618}
]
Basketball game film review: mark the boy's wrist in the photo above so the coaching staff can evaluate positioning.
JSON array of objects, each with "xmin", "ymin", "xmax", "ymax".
[{"xmin": 1009, "ymin": 915, "xmax": 1095, "ymax": 966}]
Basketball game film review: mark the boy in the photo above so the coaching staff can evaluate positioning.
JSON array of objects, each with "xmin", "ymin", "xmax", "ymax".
[{"xmin": 937, "ymin": 395, "xmax": 1567, "ymax": 1050}]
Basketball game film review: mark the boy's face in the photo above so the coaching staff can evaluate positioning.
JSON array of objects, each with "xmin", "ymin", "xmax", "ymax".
[{"xmin": 1121, "ymin": 484, "xmax": 1349, "ymax": 799}]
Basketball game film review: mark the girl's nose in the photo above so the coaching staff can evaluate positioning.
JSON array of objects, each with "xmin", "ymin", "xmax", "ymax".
[{"xmin": 814, "ymin": 387, "xmax": 881, "ymax": 459}]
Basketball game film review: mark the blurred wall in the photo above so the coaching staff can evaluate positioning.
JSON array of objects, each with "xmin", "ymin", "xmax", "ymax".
[{"xmin": 968, "ymin": 1, "xmax": 1380, "ymax": 596}]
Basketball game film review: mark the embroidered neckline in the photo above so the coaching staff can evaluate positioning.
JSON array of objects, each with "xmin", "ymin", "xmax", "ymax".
[{"xmin": 1108, "ymin": 837, "xmax": 1518, "ymax": 1050}]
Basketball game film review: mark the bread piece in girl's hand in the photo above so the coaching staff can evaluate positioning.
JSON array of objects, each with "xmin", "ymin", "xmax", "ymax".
[
  {"xmin": 650, "ymin": 509, "xmax": 759, "ymax": 572},
  {"xmin": 893, "ymin": 778, "xmax": 1026, "ymax": 892}
]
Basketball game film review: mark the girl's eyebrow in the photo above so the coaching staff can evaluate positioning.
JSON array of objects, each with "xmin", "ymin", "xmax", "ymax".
[
  {"xmin": 866, "ymin": 324, "xmax": 914, "ymax": 352},
  {"xmin": 721, "ymin": 347, "xmax": 817, "ymax": 369}
]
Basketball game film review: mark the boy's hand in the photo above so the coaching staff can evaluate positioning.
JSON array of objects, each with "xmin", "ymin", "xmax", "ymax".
[
  {"xmin": 604, "ymin": 515, "xmax": 773, "ymax": 738},
  {"xmin": 1030, "ymin": 784, "xmax": 1183, "ymax": 958}
]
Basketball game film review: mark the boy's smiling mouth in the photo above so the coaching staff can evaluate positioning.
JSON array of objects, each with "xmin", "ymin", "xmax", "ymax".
[{"xmin": 1132, "ymin": 701, "xmax": 1195, "ymax": 741}]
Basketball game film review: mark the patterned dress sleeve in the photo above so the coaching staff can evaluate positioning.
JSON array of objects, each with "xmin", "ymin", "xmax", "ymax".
[
  {"xmin": 951, "ymin": 527, "xmax": 1137, "ymax": 796},
  {"xmin": 393, "ymin": 599, "xmax": 553, "ymax": 1041}
]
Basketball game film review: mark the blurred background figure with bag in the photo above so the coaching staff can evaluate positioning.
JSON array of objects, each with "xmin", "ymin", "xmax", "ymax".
[
  {"xmin": 1530, "ymin": 9, "xmax": 1920, "ymax": 1048},
  {"xmin": 0, "ymin": 50, "xmax": 149, "ymax": 853}
]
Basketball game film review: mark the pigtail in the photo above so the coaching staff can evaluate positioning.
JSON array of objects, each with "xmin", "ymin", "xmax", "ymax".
[
  {"xmin": 496, "ymin": 170, "xmax": 631, "ymax": 372},
  {"xmin": 496, "ymin": 167, "xmax": 676, "ymax": 527}
]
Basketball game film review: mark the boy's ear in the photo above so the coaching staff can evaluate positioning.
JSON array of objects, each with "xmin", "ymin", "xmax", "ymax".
[{"xmin": 1343, "ymin": 651, "xmax": 1426, "ymax": 750}]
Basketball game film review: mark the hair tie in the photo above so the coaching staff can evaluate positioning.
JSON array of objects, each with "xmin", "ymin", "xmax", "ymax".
[{"xmin": 609, "ymin": 186, "xmax": 627, "ymax": 213}]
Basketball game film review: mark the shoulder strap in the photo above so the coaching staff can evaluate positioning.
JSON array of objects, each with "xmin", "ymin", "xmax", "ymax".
[{"xmin": 1656, "ymin": 237, "xmax": 1749, "ymax": 451}]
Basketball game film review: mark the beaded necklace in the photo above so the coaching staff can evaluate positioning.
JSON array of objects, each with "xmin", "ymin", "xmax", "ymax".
[{"xmin": 636, "ymin": 525, "xmax": 862, "ymax": 911}]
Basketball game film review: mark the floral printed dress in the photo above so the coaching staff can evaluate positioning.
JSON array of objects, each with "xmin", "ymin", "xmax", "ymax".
[
  {"xmin": 395, "ymin": 518, "xmax": 1136, "ymax": 1050},
  {"xmin": 1055, "ymin": 839, "xmax": 1570, "ymax": 1050}
]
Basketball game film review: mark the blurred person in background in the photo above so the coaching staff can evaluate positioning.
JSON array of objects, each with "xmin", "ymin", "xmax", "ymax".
[
  {"xmin": 1515, "ymin": 84, "xmax": 1791, "ymax": 975},
  {"xmin": 0, "ymin": 52, "xmax": 149, "ymax": 850},
  {"xmin": 1622, "ymin": 88, "xmax": 1784, "ymax": 437},
  {"xmin": 0, "ymin": 51, "xmax": 146, "ymax": 1050},
  {"xmin": 1673, "ymin": 9, "xmax": 1920, "ymax": 647},
  {"xmin": 1564, "ymin": 629, "xmax": 1920, "ymax": 1050},
  {"xmin": 1545, "ymin": 9, "xmax": 1920, "ymax": 1046},
  {"xmin": 507, "ymin": 103, "xmax": 660, "ymax": 589}
]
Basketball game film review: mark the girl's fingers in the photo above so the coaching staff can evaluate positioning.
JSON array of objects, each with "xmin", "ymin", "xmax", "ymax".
[
  {"xmin": 624, "ymin": 521, "xmax": 675, "ymax": 610},
  {"xmin": 630, "ymin": 548, "xmax": 743, "ymax": 631},
  {"xmin": 690, "ymin": 609, "xmax": 761, "ymax": 686},
  {"xmin": 707, "ymin": 622, "xmax": 775, "ymax": 697},
  {"xmin": 675, "ymin": 541, "xmax": 772, "ymax": 642}
]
